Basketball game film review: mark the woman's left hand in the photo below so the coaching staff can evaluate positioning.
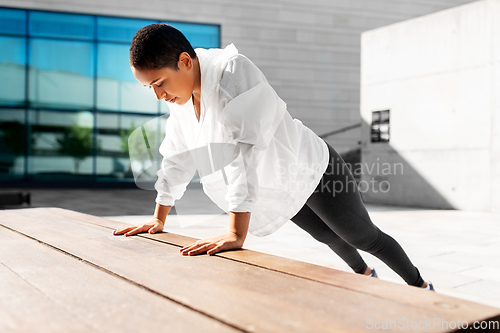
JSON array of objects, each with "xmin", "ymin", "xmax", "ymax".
[{"xmin": 180, "ymin": 232, "xmax": 244, "ymax": 256}]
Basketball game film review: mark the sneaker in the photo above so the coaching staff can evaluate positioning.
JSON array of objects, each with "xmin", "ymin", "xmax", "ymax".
[
  {"xmin": 368, "ymin": 267, "xmax": 378, "ymax": 278},
  {"xmin": 421, "ymin": 281, "xmax": 435, "ymax": 291}
]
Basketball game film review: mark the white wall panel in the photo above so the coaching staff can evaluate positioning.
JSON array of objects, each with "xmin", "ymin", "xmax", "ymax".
[{"xmin": 361, "ymin": 0, "xmax": 499, "ymax": 212}]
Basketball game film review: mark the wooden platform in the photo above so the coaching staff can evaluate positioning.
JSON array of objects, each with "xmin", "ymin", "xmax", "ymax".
[{"xmin": 1, "ymin": 208, "xmax": 499, "ymax": 332}]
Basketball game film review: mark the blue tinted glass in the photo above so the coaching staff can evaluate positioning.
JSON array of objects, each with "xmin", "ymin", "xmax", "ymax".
[
  {"xmin": 28, "ymin": 110, "xmax": 94, "ymax": 179},
  {"xmin": 0, "ymin": 36, "xmax": 26, "ymax": 106},
  {"xmin": 167, "ymin": 22, "xmax": 219, "ymax": 48},
  {"xmin": 0, "ymin": 8, "xmax": 26, "ymax": 35},
  {"xmin": 0, "ymin": 109, "xmax": 26, "ymax": 180},
  {"xmin": 0, "ymin": 36, "xmax": 26, "ymax": 64},
  {"xmin": 29, "ymin": 39, "xmax": 94, "ymax": 109},
  {"xmin": 97, "ymin": 17, "xmax": 156, "ymax": 43},
  {"xmin": 29, "ymin": 11, "xmax": 94, "ymax": 40},
  {"xmin": 97, "ymin": 43, "xmax": 135, "ymax": 82},
  {"xmin": 30, "ymin": 39, "xmax": 93, "ymax": 76},
  {"xmin": 97, "ymin": 43, "xmax": 158, "ymax": 112},
  {"xmin": 96, "ymin": 112, "xmax": 158, "ymax": 181}
]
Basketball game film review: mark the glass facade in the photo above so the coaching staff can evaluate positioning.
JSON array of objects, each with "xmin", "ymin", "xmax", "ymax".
[{"xmin": 0, "ymin": 7, "xmax": 220, "ymax": 184}]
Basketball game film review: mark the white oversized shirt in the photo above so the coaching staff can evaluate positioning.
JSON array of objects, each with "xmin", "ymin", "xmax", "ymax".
[{"xmin": 155, "ymin": 44, "xmax": 329, "ymax": 237}]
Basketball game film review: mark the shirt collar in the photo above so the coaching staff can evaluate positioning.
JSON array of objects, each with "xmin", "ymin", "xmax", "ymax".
[{"xmin": 195, "ymin": 44, "xmax": 239, "ymax": 96}]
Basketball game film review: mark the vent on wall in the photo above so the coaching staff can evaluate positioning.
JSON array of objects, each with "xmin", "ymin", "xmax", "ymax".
[{"xmin": 371, "ymin": 110, "xmax": 390, "ymax": 143}]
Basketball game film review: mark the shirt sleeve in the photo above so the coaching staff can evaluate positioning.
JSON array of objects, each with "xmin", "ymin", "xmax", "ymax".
[
  {"xmin": 219, "ymin": 55, "xmax": 287, "ymax": 212},
  {"xmin": 155, "ymin": 113, "xmax": 197, "ymax": 207}
]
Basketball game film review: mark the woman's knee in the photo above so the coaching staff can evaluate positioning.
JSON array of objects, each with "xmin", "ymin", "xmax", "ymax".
[{"xmin": 346, "ymin": 227, "xmax": 384, "ymax": 253}]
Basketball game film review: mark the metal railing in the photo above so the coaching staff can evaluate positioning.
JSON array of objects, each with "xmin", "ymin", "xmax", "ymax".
[{"xmin": 318, "ymin": 123, "xmax": 362, "ymax": 139}]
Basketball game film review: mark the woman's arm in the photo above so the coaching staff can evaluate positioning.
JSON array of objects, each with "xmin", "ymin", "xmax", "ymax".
[
  {"xmin": 113, "ymin": 203, "xmax": 171, "ymax": 236},
  {"xmin": 153, "ymin": 202, "xmax": 171, "ymax": 224},
  {"xmin": 175, "ymin": 55, "xmax": 280, "ymax": 256},
  {"xmin": 179, "ymin": 211, "xmax": 250, "ymax": 256},
  {"xmin": 228, "ymin": 211, "xmax": 250, "ymax": 244}
]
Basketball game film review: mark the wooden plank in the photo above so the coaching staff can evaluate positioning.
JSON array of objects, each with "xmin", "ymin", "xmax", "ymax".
[
  {"xmin": 0, "ymin": 264, "xmax": 92, "ymax": 333},
  {"xmin": 1, "ymin": 208, "xmax": 499, "ymax": 332},
  {"xmin": 50, "ymin": 207, "xmax": 500, "ymax": 322},
  {"xmin": 0, "ymin": 226, "xmax": 241, "ymax": 333}
]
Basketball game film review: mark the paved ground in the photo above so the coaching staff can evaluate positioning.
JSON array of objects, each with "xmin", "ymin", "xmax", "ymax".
[{"xmin": 2, "ymin": 185, "xmax": 500, "ymax": 309}]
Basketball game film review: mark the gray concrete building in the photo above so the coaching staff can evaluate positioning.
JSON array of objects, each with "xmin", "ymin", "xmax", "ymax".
[{"xmin": 361, "ymin": 0, "xmax": 500, "ymax": 212}]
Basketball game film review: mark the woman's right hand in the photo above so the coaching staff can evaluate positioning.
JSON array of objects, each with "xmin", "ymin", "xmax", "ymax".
[{"xmin": 112, "ymin": 217, "xmax": 165, "ymax": 237}]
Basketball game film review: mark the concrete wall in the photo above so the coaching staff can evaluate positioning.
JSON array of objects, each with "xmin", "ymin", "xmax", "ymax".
[
  {"xmin": 361, "ymin": 0, "xmax": 500, "ymax": 212},
  {"xmin": 0, "ymin": 0, "xmax": 477, "ymax": 154}
]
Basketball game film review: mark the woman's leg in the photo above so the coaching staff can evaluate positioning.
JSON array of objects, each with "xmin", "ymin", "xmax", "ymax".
[
  {"xmin": 304, "ymin": 141, "xmax": 424, "ymax": 287},
  {"xmin": 290, "ymin": 202, "xmax": 368, "ymax": 274}
]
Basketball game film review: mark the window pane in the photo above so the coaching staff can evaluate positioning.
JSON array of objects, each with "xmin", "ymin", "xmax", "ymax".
[
  {"xmin": 29, "ymin": 11, "xmax": 94, "ymax": 40},
  {"xmin": 29, "ymin": 39, "xmax": 94, "ymax": 109},
  {"xmin": 97, "ymin": 43, "xmax": 158, "ymax": 113},
  {"xmin": 167, "ymin": 22, "xmax": 220, "ymax": 48},
  {"xmin": 0, "ymin": 110, "xmax": 25, "ymax": 180},
  {"xmin": 28, "ymin": 110, "xmax": 94, "ymax": 180},
  {"xmin": 371, "ymin": 110, "xmax": 390, "ymax": 143},
  {"xmin": 95, "ymin": 112, "xmax": 165, "ymax": 182},
  {"xmin": 0, "ymin": 36, "xmax": 26, "ymax": 107},
  {"xmin": 0, "ymin": 8, "xmax": 26, "ymax": 35},
  {"xmin": 97, "ymin": 17, "xmax": 156, "ymax": 43}
]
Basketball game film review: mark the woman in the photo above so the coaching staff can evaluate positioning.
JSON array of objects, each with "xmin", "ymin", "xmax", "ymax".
[{"xmin": 113, "ymin": 23, "xmax": 434, "ymax": 291}]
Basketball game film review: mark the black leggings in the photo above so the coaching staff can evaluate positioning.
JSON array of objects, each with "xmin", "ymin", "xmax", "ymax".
[{"xmin": 290, "ymin": 141, "xmax": 424, "ymax": 287}]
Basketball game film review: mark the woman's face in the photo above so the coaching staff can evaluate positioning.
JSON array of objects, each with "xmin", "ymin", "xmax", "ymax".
[{"xmin": 131, "ymin": 52, "xmax": 197, "ymax": 106}]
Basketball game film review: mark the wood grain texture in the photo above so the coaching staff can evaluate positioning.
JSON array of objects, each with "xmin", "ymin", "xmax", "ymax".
[
  {"xmin": 50, "ymin": 207, "xmax": 500, "ymax": 321},
  {"xmin": 0, "ymin": 226, "xmax": 240, "ymax": 333},
  {"xmin": 0, "ymin": 264, "xmax": 91, "ymax": 333},
  {"xmin": 1, "ymin": 208, "xmax": 499, "ymax": 333}
]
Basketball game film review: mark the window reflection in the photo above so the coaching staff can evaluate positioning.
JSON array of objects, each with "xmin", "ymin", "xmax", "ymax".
[
  {"xmin": 0, "ymin": 8, "xmax": 26, "ymax": 35},
  {"xmin": 169, "ymin": 22, "xmax": 220, "ymax": 48},
  {"xmin": 29, "ymin": 11, "xmax": 94, "ymax": 40},
  {"xmin": 97, "ymin": 43, "xmax": 158, "ymax": 112},
  {"xmin": 0, "ymin": 8, "xmax": 219, "ymax": 184},
  {"xmin": 29, "ymin": 39, "xmax": 94, "ymax": 109},
  {"xmin": 0, "ymin": 110, "xmax": 25, "ymax": 180},
  {"xmin": 371, "ymin": 110, "xmax": 390, "ymax": 143},
  {"xmin": 0, "ymin": 36, "xmax": 26, "ymax": 107},
  {"xmin": 95, "ymin": 113, "xmax": 166, "ymax": 181},
  {"xmin": 28, "ymin": 110, "xmax": 95, "ymax": 180},
  {"xmin": 97, "ymin": 17, "xmax": 156, "ymax": 43}
]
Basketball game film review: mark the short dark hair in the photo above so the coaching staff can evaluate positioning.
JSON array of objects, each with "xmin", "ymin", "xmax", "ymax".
[{"xmin": 129, "ymin": 23, "xmax": 197, "ymax": 70}]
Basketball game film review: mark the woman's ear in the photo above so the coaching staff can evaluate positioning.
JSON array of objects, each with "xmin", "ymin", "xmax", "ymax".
[{"xmin": 178, "ymin": 52, "xmax": 193, "ymax": 70}]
